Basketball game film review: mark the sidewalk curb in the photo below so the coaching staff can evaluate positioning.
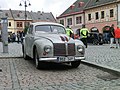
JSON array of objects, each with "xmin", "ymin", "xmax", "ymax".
[
  {"xmin": 0, "ymin": 57, "xmax": 23, "ymax": 59},
  {"xmin": 81, "ymin": 60, "xmax": 120, "ymax": 76}
]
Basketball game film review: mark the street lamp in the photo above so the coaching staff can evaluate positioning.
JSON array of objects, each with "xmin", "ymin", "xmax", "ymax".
[{"xmin": 19, "ymin": 0, "xmax": 31, "ymax": 28}]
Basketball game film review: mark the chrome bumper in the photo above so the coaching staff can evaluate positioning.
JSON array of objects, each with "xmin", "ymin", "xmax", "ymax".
[{"xmin": 39, "ymin": 56, "xmax": 85, "ymax": 62}]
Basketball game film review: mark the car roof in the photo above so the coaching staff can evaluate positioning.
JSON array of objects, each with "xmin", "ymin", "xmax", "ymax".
[{"xmin": 31, "ymin": 22, "xmax": 64, "ymax": 27}]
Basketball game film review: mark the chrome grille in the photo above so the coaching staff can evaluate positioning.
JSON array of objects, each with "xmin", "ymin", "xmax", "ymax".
[
  {"xmin": 54, "ymin": 43, "xmax": 66, "ymax": 56},
  {"xmin": 68, "ymin": 43, "xmax": 75, "ymax": 56},
  {"xmin": 54, "ymin": 43, "xmax": 75, "ymax": 56}
]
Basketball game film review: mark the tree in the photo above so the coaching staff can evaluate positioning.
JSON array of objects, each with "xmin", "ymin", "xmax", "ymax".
[{"xmin": 24, "ymin": 26, "xmax": 29, "ymax": 34}]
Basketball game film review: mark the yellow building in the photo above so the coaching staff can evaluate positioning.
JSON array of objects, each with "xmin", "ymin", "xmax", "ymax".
[{"xmin": 0, "ymin": 9, "xmax": 56, "ymax": 35}]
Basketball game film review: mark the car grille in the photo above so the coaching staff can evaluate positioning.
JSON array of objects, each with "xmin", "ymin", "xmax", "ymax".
[
  {"xmin": 68, "ymin": 43, "xmax": 75, "ymax": 56},
  {"xmin": 54, "ymin": 43, "xmax": 75, "ymax": 56}
]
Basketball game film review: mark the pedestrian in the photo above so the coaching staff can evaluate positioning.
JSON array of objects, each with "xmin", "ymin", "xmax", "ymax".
[
  {"xmin": 66, "ymin": 26, "xmax": 74, "ymax": 38},
  {"xmin": 109, "ymin": 24, "xmax": 115, "ymax": 48},
  {"xmin": 17, "ymin": 31, "xmax": 20, "ymax": 44},
  {"xmin": 20, "ymin": 31, "xmax": 24, "ymax": 43},
  {"xmin": 80, "ymin": 24, "xmax": 89, "ymax": 48},
  {"xmin": 114, "ymin": 25, "xmax": 120, "ymax": 48}
]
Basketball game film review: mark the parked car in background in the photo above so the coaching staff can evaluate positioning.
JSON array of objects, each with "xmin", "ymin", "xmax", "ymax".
[{"xmin": 22, "ymin": 22, "xmax": 85, "ymax": 69}]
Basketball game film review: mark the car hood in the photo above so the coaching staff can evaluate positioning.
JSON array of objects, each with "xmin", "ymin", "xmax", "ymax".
[{"xmin": 35, "ymin": 33, "xmax": 75, "ymax": 43}]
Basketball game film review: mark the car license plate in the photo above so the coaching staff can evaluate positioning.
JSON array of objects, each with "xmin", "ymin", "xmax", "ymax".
[{"xmin": 57, "ymin": 56, "xmax": 74, "ymax": 62}]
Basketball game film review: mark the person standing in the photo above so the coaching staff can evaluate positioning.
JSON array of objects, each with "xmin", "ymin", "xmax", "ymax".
[
  {"xmin": 66, "ymin": 26, "xmax": 74, "ymax": 38},
  {"xmin": 17, "ymin": 31, "xmax": 20, "ymax": 44},
  {"xmin": 80, "ymin": 24, "xmax": 89, "ymax": 48},
  {"xmin": 109, "ymin": 24, "xmax": 115, "ymax": 48},
  {"xmin": 114, "ymin": 25, "xmax": 120, "ymax": 48}
]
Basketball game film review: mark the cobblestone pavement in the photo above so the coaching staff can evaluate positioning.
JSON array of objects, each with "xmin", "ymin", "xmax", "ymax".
[
  {"xmin": 85, "ymin": 44, "xmax": 120, "ymax": 71},
  {"xmin": 0, "ymin": 58, "xmax": 120, "ymax": 90},
  {"xmin": 1, "ymin": 43, "xmax": 120, "ymax": 89},
  {"xmin": 0, "ymin": 42, "xmax": 22, "ymax": 57},
  {"xmin": 1, "ymin": 42, "xmax": 120, "ymax": 71}
]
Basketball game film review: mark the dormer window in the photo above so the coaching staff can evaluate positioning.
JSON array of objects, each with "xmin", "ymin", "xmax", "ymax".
[
  {"xmin": 78, "ymin": 2, "xmax": 84, "ymax": 7},
  {"xmin": 17, "ymin": 14, "xmax": 20, "ymax": 17},
  {"xmin": 70, "ymin": 4, "xmax": 75, "ymax": 9},
  {"xmin": 5, "ymin": 13, "xmax": 8, "ymax": 16},
  {"xmin": 19, "ymin": 11, "xmax": 22, "ymax": 13}
]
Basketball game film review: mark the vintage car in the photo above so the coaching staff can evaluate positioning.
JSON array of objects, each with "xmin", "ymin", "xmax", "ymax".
[{"xmin": 22, "ymin": 22, "xmax": 85, "ymax": 69}]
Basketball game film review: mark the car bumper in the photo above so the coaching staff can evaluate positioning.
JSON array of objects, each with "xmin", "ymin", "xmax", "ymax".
[{"xmin": 39, "ymin": 56, "xmax": 85, "ymax": 62}]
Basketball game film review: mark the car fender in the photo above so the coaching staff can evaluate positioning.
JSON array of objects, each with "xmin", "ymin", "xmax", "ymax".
[{"xmin": 31, "ymin": 38, "xmax": 53, "ymax": 58}]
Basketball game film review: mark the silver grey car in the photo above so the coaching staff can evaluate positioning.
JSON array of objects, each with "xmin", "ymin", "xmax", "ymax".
[{"xmin": 22, "ymin": 22, "xmax": 85, "ymax": 69}]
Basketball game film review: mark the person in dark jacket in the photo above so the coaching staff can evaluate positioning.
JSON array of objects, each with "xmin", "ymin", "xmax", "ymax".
[{"xmin": 109, "ymin": 24, "xmax": 115, "ymax": 48}]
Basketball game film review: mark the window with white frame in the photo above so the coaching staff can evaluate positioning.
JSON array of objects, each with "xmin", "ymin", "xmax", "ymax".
[
  {"xmin": 101, "ymin": 11, "xmax": 104, "ymax": 19},
  {"xmin": 76, "ymin": 16, "xmax": 82, "ymax": 24},
  {"xmin": 110, "ymin": 9, "xmax": 114, "ymax": 17},
  {"xmin": 88, "ymin": 14, "xmax": 91, "ymax": 21},
  {"xmin": 9, "ymin": 22, "xmax": 11, "ymax": 27},
  {"xmin": 17, "ymin": 22, "xmax": 23, "ymax": 27},
  {"xmin": 95, "ymin": 12, "xmax": 99, "ymax": 20},
  {"xmin": 67, "ymin": 18, "xmax": 72, "ymax": 25},
  {"xmin": 60, "ymin": 19, "xmax": 64, "ymax": 25}
]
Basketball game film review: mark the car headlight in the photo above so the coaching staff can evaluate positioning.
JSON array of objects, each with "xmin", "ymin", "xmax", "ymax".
[
  {"xmin": 44, "ymin": 45, "xmax": 51, "ymax": 53},
  {"xmin": 77, "ymin": 45, "xmax": 83, "ymax": 52}
]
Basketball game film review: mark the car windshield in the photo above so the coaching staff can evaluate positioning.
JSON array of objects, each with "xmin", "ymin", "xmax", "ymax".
[{"xmin": 35, "ymin": 25, "xmax": 66, "ymax": 34}]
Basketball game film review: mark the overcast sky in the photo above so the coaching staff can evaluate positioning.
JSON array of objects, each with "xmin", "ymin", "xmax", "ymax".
[{"xmin": 0, "ymin": 0, "xmax": 76, "ymax": 17}]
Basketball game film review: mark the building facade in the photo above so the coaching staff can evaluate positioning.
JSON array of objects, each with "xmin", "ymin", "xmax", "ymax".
[
  {"xmin": 57, "ymin": 0, "xmax": 89, "ymax": 33},
  {"xmin": 0, "ymin": 9, "xmax": 56, "ymax": 34},
  {"xmin": 85, "ymin": 0, "xmax": 118, "ymax": 33},
  {"xmin": 57, "ymin": 0, "xmax": 120, "ymax": 33},
  {"xmin": 117, "ymin": 0, "xmax": 120, "ymax": 25}
]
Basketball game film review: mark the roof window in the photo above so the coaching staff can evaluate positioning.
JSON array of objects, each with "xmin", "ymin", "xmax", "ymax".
[
  {"xmin": 5, "ymin": 13, "xmax": 8, "ymax": 16},
  {"xmin": 78, "ymin": 2, "xmax": 84, "ymax": 7},
  {"xmin": 17, "ymin": 14, "xmax": 20, "ymax": 17},
  {"xmin": 19, "ymin": 11, "xmax": 22, "ymax": 13},
  {"xmin": 70, "ymin": 4, "xmax": 75, "ymax": 9}
]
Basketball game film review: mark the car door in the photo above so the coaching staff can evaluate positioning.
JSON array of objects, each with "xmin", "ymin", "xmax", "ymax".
[{"xmin": 26, "ymin": 25, "xmax": 34, "ymax": 56}]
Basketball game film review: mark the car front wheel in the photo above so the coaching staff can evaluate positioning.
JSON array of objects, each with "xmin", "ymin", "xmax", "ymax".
[
  {"xmin": 34, "ymin": 49, "xmax": 40, "ymax": 69},
  {"xmin": 71, "ymin": 61, "xmax": 81, "ymax": 68}
]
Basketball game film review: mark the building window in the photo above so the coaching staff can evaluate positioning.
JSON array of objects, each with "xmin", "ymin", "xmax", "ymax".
[
  {"xmin": 67, "ymin": 18, "xmax": 72, "ymax": 25},
  {"xmin": 95, "ymin": 12, "xmax": 99, "ymax": 20},
  {"xmin": 88, "ymin": 14, "xmax": 91, "ymax": 21},
  {"xmin": 17, "ymin": 22, "xmax": 23, "ymax": 27},
  {"xmin": 9, "ymin": 22, "xmax": 11, "ymax": 27},
  {"xmin": 5, "ymin": 13, "xmax": 8, "ymax": 16},
  {"xmin": 60, "ymin": 20, "xmax": 64, "ymax": 25},
  {"xmin": 101, "ymin": 11, "xmax": 104, "ymax": 19},
  {"xmin": 110, "ymin": 9, "xmax": 114, "ymax": 17},
  {"xmin": 76, "ymin": 16, "xmax": 82, "ymax": 24}
]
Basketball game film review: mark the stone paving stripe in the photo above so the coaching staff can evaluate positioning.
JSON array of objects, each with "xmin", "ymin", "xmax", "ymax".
[
  {"xmin": 81, "ymin": 60, "xmax": 120, "ymax": 76},
  {"xmin": 0, "ymin": 57, "xmax": 23, "ymax": 59},
  {"xmin": 9, "ymin": 60, "xmax": 21, "ymax": 89}
]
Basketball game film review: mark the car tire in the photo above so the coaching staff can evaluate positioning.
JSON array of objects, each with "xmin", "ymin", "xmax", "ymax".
[
  {"xmin": 71, "ymin": 61, "xmax": 81, "ymax": 68},
  {"xmin": 34, "ymin": 49, "xmax": 40, "ymax": 69},
  {"xmin": 22, "ymin": 45, "xmax": 30, "ymax": 60}
]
